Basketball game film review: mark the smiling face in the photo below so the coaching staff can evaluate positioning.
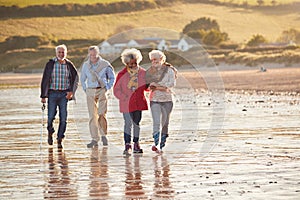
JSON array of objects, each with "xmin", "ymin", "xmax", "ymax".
[
  {"xmin": 89, "ymin": 49, "xmax": 99, "ymax": 64},
  {"xmin": 127, "ymin": 58, "xmax": 138, "ymax": 70},
  {"xmin": 150, "ymin": 57, "xmax": 162, "ymax": 68},
  {"xmin": 56, "ymin": 47, "xmax": 66, "ymax": 60}
]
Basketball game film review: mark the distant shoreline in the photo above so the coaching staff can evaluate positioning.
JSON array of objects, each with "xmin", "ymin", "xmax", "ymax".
[{"xmin": 1, "ymin": 65, "xmax": 300, "ymax": 94}]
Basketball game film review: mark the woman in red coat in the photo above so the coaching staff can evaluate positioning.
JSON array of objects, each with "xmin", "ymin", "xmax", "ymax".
[{"xmin": 113, "ymin": 48, "xmax": 148, "ymax": 155}]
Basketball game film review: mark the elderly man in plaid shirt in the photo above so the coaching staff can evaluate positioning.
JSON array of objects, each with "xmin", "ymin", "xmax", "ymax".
[{"xmin": 40, "ymin": 44, "xmax": 78, "ymax": 149}]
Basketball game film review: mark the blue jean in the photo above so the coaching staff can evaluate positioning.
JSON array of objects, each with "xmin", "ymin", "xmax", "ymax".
[
  {"xmin": 150, "ymin": 101, "xmax": 173, "ymax": 135},
  {"xmin": 123, "ymin": 111, "xmax": 142, "ymax": 143},
  {"xmin": 47, "ymin": 90, "xmax": 68, "ymax": 139}
]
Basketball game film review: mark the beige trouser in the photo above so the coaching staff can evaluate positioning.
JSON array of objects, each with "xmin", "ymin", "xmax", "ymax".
[{"xmin": 86, "ymin": 88, "xmax": 108, "ymax": 142}]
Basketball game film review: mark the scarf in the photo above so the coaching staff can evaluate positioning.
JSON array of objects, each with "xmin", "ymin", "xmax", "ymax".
[
  {"xmin": 146, "ymin": 62, "xmax": 177, "ymax": 84},
  {"xmin": 127, "ymin": 66, "xmax": 139, "ymax": 91},
  {"xmin": 88, "ymin": 58, "xmax": 107, "ymax": 83}
]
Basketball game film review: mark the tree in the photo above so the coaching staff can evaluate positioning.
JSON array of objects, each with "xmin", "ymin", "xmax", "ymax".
[
  {"xmin": 246, "ymin": 34, "xmax": 267, "ymax": 47},
  {"xmin": 277, "ymin": 28, "xmax": 300, "ymax": 44},
  {"xmin": 182, "ymin": 17, "xmax": 229, "ymax": 46},
  {"xmin": 202, "ymin": 29, "xmax": 229, "ymax": 46},
  {"xmin": 186, "ymin": 30, "xmax": 206, "ymax": 39},
  {"xmin": 182, "ymin": 17, "xmax": 220, "ymax": 34},
  {"xmin": 257, "ymin": 0, "xmax": 264, "ymax": 6},
  {"xmin": 271, "ymin": 0, "xmax": 277, "ymax": 6}
]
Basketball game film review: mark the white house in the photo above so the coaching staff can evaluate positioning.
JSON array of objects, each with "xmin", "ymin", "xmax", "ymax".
[
  {"xmin": 99, "ymin": 37, "xmax": 199, "ymax": 55},
  {"xmin": 157, "ymin": 39, "xmax": 168, "ymax": 51},
  {"xmin": 127, "ymin": 39, "xmax": 139, "ymax": 48},
  {"xmin": 99, "ymin": 41, "xmax": 113, "ymax": 54},
  {"xmin": 177, "ymin": 37, "xmax": 198, "ymax": 51}
]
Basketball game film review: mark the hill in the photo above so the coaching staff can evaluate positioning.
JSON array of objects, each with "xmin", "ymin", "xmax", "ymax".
[
  {"xmin": 0, "ymin": 1, "xmax": 300, "ymax": 72},
  {"xmin": 1, "ymin": 2, "xmax": 300, "ymax": 43}
]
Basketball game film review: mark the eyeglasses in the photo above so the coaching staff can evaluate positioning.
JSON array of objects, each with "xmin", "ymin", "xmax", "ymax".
[{"xmin": 58, "ymin": 51, "xmax": 65, "ymax": 53}]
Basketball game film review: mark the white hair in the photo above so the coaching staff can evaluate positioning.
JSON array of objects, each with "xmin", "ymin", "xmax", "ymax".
[
  {"xmin": 55, "ymin": 44, "xmax": 67, "ymax": 59},
  {"xmin": 55, "ymin": 44, "xmax": 67, "ymax": 54},
  {"xmin": 148, "ymin": 49, "xmax": 166, "ymax": 63},
  {"xmin": 121, "ymin": 48, "xmax": 143, "ymax": 65}
]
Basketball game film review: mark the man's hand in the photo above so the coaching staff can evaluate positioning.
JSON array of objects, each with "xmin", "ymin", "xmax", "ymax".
[
  {"xmin": 41, "ymin": 98, "xmax": 46, "ymax": 103},
  {"xmin": 66, "ymin": 92, "xmax": 73, "ymax": 100}
]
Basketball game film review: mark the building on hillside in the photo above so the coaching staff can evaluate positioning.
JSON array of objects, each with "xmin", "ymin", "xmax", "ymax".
[
  {"xmin": 177, "ymin": 37, "xmax": 200, "ymax": 51},
  {"xmin": 99, "ymin": 37, "xmax": 201, "ymax": 55}
]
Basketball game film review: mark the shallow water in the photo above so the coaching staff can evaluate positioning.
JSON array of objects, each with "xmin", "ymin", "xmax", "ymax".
[{"xmin": 0, "ymin": 88, "xmax": 299, "ymax": 199}]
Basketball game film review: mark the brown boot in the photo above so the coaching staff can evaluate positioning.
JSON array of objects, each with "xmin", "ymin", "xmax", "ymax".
[
  {"xmin": 57, "ymin": 138, "xmax": 63, "ymax": 149},
  {"xmin": 133, "ymin": 142, "xmax": 143, "ymax": 154}
]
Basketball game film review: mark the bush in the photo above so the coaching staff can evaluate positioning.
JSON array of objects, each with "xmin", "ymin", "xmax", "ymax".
[
  {"xmin": 277, "ymin": 28, "xmax": 300, "ymax": 44},
  {"xmin": 0, "ymin": 35, "xmax": 50, "ymax": 53},
  {"xmin": 182, "ymin": 17, "xmax": 220, "ymax": 34},
  {"xmin": 246, "ymin": 34, "xmax": 267, "ymax": 47},
  {"xmin": 186, "ymin": 30, "xmax": 206, "ymax": 39},
  {"xmin": 202, "ymin": 29, "xmax": 228, "ymax": 46}
]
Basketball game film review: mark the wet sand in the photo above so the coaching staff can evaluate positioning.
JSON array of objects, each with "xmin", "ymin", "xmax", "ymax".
[
  {"xmin": 0, "ymin": 65, "xmax": 300, "ymax": 199},
  {"xmin": 1, "ymin": 64, "xmax": 300, "ymax": 93}
]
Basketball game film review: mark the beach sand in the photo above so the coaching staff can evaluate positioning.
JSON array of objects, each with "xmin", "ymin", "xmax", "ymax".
[{"xmin": 0, "ymin": 64, "xmax": 299, "ymax": 199}]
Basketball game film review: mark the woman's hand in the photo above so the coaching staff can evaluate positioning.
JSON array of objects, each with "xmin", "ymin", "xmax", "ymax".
[
  {"xmin": 149, "ymin": 82, "xmax": 158, "ymax": 90},
  {"xmin": 150, "ymin": 82, "xmax": 167, "ymax": 91}
]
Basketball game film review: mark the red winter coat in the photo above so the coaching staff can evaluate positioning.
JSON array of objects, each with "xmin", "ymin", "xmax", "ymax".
[{"xmin": 113, "ymin": 67, "xmax": 148, "ymax": 113}]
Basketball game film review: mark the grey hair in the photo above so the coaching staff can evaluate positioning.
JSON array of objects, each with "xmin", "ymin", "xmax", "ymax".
[
  {"xmin": 88, "ymin": 45, "xmax": 101, "ymax": 60},
  {"xmin": 149, "ymin": 49, "xmax": 166, "ymax": 63},
  {"xmin": 55, "ymin": 44, "xmax": 67, "ymax": 53},
  {"xmin": 121, "ymin": 48, "xmax": 143, "ymax": 65},
  {"xmin": 88, "ymin": 45, "xmax": 100, "ymax": 54}
]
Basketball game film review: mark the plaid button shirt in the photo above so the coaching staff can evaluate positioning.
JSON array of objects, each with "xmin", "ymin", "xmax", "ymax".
[{"xmin": 49, "ymin": 60, "xmax": 70, "ymax": 90}]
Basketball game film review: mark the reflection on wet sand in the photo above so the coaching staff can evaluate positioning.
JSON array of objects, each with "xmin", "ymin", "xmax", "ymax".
[
  {"xmin": 44, "ymin": 148, "xmax": 78, "ymax": 199},
  {"xmin": 1, "ymin": 88, "xmax": 300, "ymax": 199},
  {"xmin": 89, "ymin": 147, "xmax": 109, "ymax": 198},
  {"xmin": 124, "ymin": 155, "xmax": 146, "ymax": 199},
  {"xmin": 152, "ymin": 155, "xmax": 174, "ymax": 199}
]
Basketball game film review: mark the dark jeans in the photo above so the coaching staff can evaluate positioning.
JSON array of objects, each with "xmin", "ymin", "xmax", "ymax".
[
  {"xmin": 123, "ymin": 110, "xmax": 142, "ymax": 143},
  {"xmin": 47, "ymin": 90, "xmax": 68, "ymax": 139}
]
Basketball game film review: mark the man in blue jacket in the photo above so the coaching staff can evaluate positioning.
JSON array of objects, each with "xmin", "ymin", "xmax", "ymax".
[
  {"xmin": 81, "ymin": 46, "xmax": 115, "ymax": 148},
  {"xmin": 40, "ymin": 44, "xmax": 78, "ymax": 149}
]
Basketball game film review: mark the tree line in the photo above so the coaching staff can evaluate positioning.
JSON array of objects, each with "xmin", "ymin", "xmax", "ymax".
[{"xmin": 182, "ymin": 17, "xmax": 300, "ymax": 48}]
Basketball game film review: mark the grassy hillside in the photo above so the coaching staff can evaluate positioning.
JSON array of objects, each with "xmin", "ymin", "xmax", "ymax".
[
  {"xmin": 0, "ymin": 0, "xmax": 127, "ymax": 7},
  {"xmin": 1, "ymin": 2, "xmax": 300, "ymax": 43},
  {"xmin": 1, "ymin": 0, "xmax": 298, "ymax": 7},
  {"xmin": 221, "ymin": 0, "xmax": 299, "ymax": 5},
  {"xmin": 0, "ymin": 1, "xmax": 300, "ymax": 72}
]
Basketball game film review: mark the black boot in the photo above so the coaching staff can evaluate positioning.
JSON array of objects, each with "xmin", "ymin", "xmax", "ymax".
[
  {"xmin": 87, "ymin": 140, "xmax": 98, "ymax": 148},
  {"xmin": 101, "ymin": 136, "xmax": 108, "ymax": 146},
  {"xmin": 133, "ymin": 142, "xmax": 143, "ymax": 154},
  {"xmin": 48, "ymin": 132, "xmax": 53, "ymax": 145},
  {"xmin": 57, "ymin": 138, "xmax": 63, "ymax": 149}
]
